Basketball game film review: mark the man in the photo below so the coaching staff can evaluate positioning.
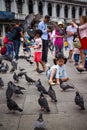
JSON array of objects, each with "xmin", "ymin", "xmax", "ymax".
[
  {"xmin": 66, "ymin": 20, "xmax": 77, "ymax": 62},
  {"xmin": 13, "ymin": 21, "xmax": 25, "ymax": 61},
  {"xmin": 38, "ymin": 15, "xmax": 50, "ymax": 66}
]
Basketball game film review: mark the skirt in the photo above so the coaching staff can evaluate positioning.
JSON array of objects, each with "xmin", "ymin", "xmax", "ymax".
[
  {"xmin": 79, "ymin": 37, "xmax": 87, "ymax": 50},
  {"xmin": 34, "ymin": 52, "xmax": 42, "ymax": 62}
]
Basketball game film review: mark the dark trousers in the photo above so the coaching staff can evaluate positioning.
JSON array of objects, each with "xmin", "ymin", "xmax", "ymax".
[
  {"xmin": 42, "ymin": 39, "xmax": 49, "ymax": 63},
  {"xmin": 74, "ymin": 54, "xmax": 79, "ymax": 62},
  {"xmin": 13, "ymin": 40, "xmax": 20, "ymax": 60}
]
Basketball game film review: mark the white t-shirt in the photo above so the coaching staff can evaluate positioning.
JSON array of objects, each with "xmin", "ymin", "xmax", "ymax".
[
  {"xmin": 34, "ymin": 38, "xmax": 42, "ymax": 52},
  {"xmin": 66, "ymin": 25, "xmax": 77, "ymax": 43}
]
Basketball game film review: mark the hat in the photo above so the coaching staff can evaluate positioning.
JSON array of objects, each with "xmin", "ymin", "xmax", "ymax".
[{"xmin": 58, "ymin": 21, "xmax": 63, "ymax": 25}]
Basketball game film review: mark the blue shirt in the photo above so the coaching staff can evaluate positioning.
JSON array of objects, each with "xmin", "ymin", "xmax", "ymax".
[
  {"xmin": 38, "ymin": 21, "xmax": 48, "ymax": 40},
  {"xmin": 47, "ymin": 65, "xmax": 67, "ymax": 79}
]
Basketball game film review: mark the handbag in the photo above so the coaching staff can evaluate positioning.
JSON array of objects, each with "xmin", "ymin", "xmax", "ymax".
[
  {"xmin": 73, "ymin": 37, "xmax": 81, "ymax": 48},
  {"xmin": 0, "ymin": 45, "xmax": 7, "ymax": 55}
]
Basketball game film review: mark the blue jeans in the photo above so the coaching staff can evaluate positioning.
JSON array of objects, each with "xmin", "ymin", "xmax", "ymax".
[
  {"xmin": 14, "ymin": 40, "xmax": 20, "ymax": 60},
  {"xmin": 6, "ymin": 44, "xmax": 14, "ymax": 59},
  {"xmin": 74, "ymin": 54, "xmax": 79, "ymax": 62}
]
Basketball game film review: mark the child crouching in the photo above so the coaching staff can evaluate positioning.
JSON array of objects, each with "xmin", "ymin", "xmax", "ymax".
[{"xmin": 46, "ymin": 55, "xmax": 69, "ymax": 85}]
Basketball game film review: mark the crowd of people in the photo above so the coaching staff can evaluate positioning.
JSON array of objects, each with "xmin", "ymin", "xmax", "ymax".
[{"xmin": 0, "ymin": 15, "xmax": 87, "ymax": 85}]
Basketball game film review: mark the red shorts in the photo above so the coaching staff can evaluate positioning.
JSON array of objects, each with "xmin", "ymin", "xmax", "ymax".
[
  {"xmin": 34, "ymin": 52, "xmax": 42, "ymax": 62},
  {"xmin": 79, "ymin": 37, "xmax": 87, "ymax": 50}
]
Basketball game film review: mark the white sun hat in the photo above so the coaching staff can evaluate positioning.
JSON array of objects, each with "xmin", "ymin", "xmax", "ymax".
[{"xmin": 58, "ymin": 21, "xmax": 63, "ymax": 25}]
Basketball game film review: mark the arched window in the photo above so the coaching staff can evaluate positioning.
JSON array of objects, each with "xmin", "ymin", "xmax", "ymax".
[
  {"xmin": 64, "ymin": 5, "xmax": 68, "ymax": 18},
  {"xmin": 38, "ymin": 2, "xmax": 43, "ymax": 15},
  {"xmin": 47, "ymin": 3, "xmax": 52, "ymax": 16},
  {"xmin": 17, "ymin": 0, "xmax": 22, "ymax": 13},
  {"xmin": 5, "ymin": 0, "xmax": 11, "ymax": 12},
  {"xmin": 28, "ymin": 0, "xmax": 33, "ymax": 14},
  {"xmin": 72, "ymin": 6, "xmax": 75, "ymax": 18},
  {"xmin": 79, "ymin": 7, "xmax": 83, "ymax": 16},
  {"xmin": 56, "ymin": 4, "xmax": 60, "ymax": 17}
]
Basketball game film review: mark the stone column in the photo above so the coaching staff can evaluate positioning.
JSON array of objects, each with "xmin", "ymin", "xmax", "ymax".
[
  {"xmin": 83, "ymin": 8, "xmax": 86, "ymax": 15},
  {"xmin": 68, "ymin": 5, "xmax": 72, "ymax": 19},
  {"xmin": 2, "ymin": 24, "xmax": 5, "ymax": 37},
  {"xmin": 76, "ymin": 6, "xmax": 79, "ymax": 20},
  {"xmin": 52, "ymin": 3, "xmax": 56, "ymax": 18},
  {"xmin": 12, "ymin": 0, "xmax": 17, "ymax": 13},
  {"xmin": 33, "ymin": 0, "xmax": 38, "ymax": 14},
  {"xmin": 43, "ymin": 2, "xmax": 48, "ymax": 16},
  {"xmin": 60, "ymin": 4, "xmax": 64, "ymax": 19},
  {"xmin": 22, "ymin": 0, "xmax": 28, "ymax": 15},
  {"xmin": 1, "ymin": 0, "xmax": 5, "ymax": 11}
]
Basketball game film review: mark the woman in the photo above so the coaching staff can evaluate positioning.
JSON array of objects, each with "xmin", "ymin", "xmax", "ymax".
[
  {"xmin": 72, "ymin": 16, "xmax": 87, "ymax": 69},
  {"xmin": 53, "ymin": 21, "xmax": 64, "ymax": 57}
]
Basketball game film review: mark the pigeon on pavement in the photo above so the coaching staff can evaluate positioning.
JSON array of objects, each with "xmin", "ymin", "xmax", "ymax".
[
  {"xmin": 59, "ymin": 79, "xmax": 74, "ymax": 91},
  {"xmin": 0, "ymin": 77, "xmax": 4, "ymax": 88},
  {"xmin": 34, "ymin": 113, "xmax": 46, "ymax": 130},
  {"xmin": 38, "ymin": 92, "xmax": 50, "ymax": 113},
  {"xmin": 75, "ymin": 91, "xmax": 85, "ymax": 110},
  {"xmin": 7, "ymin": 98, "xmax": 23, "ymax": 112},
  {"xmin": 48, "ymin": 85, "xmax": 57, "ymax": 102},
  {"xmin": 13, "ymin": 73, "xmax": 19, "ymax": 82},
  {"xmin": 18, "ymin": 72, "xmax": 27, "ymax": 78},
  {"xmin": 25, "ymin": 74, "xmax": 36, "ymax": 84}
]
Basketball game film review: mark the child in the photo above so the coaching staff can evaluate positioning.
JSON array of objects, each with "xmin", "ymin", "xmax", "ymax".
[
  {"xmin": 34, "ymin": 29, "xmax": 46, "ymax": 73},
  {"xmin": 74, "ymin": 48, "xmax": 80, "ymax": 65},
  {"xmin": 46, "ymin": 54, "xmax": 69, "ymax": 85}
]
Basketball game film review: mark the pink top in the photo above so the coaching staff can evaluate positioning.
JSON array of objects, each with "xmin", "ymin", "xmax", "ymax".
[
  {"xmin": 74, "ymin": 23, "xmax": 87, "ymax": 39},
  {"xmin": 34, "ymin": 38, "xmax": 42, "ymax": 52},
  {"xmin": 54, "ymin": 29, "xmax": 63, "ymax": 49}
]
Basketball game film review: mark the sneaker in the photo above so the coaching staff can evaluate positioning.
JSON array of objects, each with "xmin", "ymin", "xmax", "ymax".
[{"xmin": 36, "ymin": 68, "xmax": 44, "ymax": 73}]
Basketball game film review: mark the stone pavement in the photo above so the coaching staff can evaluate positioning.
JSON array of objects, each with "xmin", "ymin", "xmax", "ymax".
[{"xmin": 0, "ymin": 48, "xmax": 87, "ymax": 130}]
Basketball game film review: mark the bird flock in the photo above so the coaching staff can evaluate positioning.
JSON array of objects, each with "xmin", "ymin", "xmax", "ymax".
[{"xmin": 0, "ymin": 54, "xmax": 86, "ymax": 130}]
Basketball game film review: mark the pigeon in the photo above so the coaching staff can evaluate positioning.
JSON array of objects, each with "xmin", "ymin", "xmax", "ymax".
[
  {"xmin": 18, "ymin": 72, "xmax": 27, "ymax": 78},
  {"xmin": 48, "ymin": 85, "xmax": 57, "ymax": 102},
  {"xmin": 59, "ymin": 79, "xmax": 74, "ymax": 91},
  {"xmin": 7, "ymin": 81, "xmax": 24, "ymax": 96},
  {"xmin": 11, "ymin": 60, "xmax": 17, "ymax": 70},
  {"xmin": 13, "ymin": 73, "xmax": 19, "ymax": 82},
  {"xmin": 38, "ymin": 92, "xmax": 50, "ymax": 112},
  {"xmin": 75, "ymin": 91, "xmax": 85, "ymax": 110},
  {"xmin": 25, "ymin": 74, "xmax": 36, "ymax": 84},
  {"xmin": 0, "ymin": 77, "xmax": 4, "ymax": 88},
  {"xmin": 7, "ymin": 98, "xmax": 23, "ymax": 112},
  {"xmin": 34, "ymin": 113, "xmax": 46, "ymax": 130},
  {"xmin": 6, "ymin": 84, "xmax": 14, "ymax": 99},
  {"xmin": 35, "ymin": 79, "xmax": 48, "ymax": 95},
  {"xmin": 26, "ymin": 59, "xmax": 34, "ymax": 65},
  {"xmin": 76, "ymin": 68, "xmax": 85, "ymax": 73},
  {"xmin": 10, "ymin": 67, "xmax": 15, "ymax": 73},
  {"xmin": 19, "ymin": 67, "xmax": 25, "ymax": 72},
  {"xmin": 0, "ymin": 63, "xmax": 9, "ymax": 73}
]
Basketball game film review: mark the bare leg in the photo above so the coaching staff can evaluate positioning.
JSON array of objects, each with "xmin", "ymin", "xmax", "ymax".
[
  {"xmin": 69, "ymin": 50, "xmax": 73, "ymax": 62},
  {"xmin": 40, "ymin": 60, "xmax": 46, "ymax": 71},
  {"xmin": 49, "ymin": 68, "xmax": 57, "ymax": 81},
  {"xmin": 36, "ymin": 62, "xmax": 39, "ymax": 70},
  {"xmin": 80, "ymin": 49, "xmax": 85, "ymax": 67}
]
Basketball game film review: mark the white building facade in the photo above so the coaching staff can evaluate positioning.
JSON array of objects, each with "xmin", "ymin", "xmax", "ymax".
[{"xmin": 0, "ymin": 0, "xmax": 87, "ymax": 36}]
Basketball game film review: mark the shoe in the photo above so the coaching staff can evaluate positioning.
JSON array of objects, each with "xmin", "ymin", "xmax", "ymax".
[
  {"xmin": 49, "ymin": 80, "xmax": 55, "ymax": 86},
  {"xmin": 36, "ymin": 69, "xmax": 44, "ymax": 73},
  {"xmin": 74, "ymin": 62, "xmax": 79, "ymax": 66}
]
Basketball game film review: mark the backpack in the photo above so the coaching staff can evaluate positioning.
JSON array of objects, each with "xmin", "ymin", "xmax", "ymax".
[
  {"xmin": 3, "ymin": 36, "xmax": 8, "ymax": 44},
  {"xmin": 11, "ymin": 28, "xmax": 18, "ymax": 40}
]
